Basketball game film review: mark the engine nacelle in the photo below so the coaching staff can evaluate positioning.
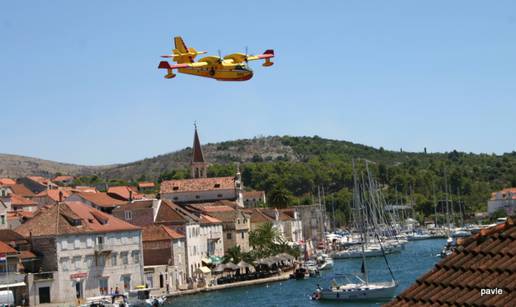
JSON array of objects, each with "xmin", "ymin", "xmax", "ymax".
[{"xmin": 262, "ymin": 58, "xmax": 274, "ymax": 67}]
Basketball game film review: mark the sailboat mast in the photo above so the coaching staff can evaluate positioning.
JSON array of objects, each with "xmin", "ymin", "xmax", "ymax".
[
  {"xmin": 432, "ymin": 182, "xmax": 438, "ymax": 228},
  {"xmin": 444, "ymin": 169, "xmax": 451, "ymax": 235},
  {"xmin": 457, "ymin": 187, "xmax": 464, "ymax": 227},
  {"xmin": 353, "ymin": 159, "xmax": 368, "ymax": 285}
]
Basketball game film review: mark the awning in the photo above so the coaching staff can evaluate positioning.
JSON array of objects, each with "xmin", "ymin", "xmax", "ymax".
[
  {"xmin": 201, "ymin": 257, "xmax": 212, "ymax": 265},
  {"xmin": 0, "ymin": 282, "xmax": 25, "ymax": 289},
  {"xmin": 224, "ymin": 262, "xmax": 239, "ymax": 271},
  {"xmin": 213, "ymin": 264, "xmax": 225, "ymax": 273},
  {"xmin": 237, "ymin": 260, "xmax": 253, "ymax": 269},
  {"xmin": 210, "ymin": 255, "xmax": 223, "ymax": 265},
  {"xmin": 196, "ymin": 266, "xmax": 211, "ymax": 274}
]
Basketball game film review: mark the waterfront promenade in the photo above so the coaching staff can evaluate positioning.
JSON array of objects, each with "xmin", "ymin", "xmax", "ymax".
[{"xmin": 167, "ymin": 270, "xmax": 292, "ymax": 298}]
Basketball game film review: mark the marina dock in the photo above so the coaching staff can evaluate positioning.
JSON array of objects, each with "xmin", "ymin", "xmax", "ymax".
[{"xmin": 166, "ymin": 271, "xmax": 292, "ymax": 298}]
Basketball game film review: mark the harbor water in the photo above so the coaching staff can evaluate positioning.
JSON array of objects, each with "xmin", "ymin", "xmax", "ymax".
[{"xmin": 167, "ymin": 239, "xmax": 445, "ymax": 307}]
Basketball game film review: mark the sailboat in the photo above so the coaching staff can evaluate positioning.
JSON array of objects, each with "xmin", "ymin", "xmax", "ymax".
[{"xmin": 312, "ymin": 161, "xmax": 398, "ymax": 301}]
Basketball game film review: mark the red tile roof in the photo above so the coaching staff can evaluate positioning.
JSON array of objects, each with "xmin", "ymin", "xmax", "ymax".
[
  {"xmin": 19, "ymin": 250, "xmax": 37, "ymax": 259},
  {"xmin": 491, "ymin": 188, "xmax": 516, "ymax": 200},
  {"xmin": 196, "ymin": 205, "xmax": 235, "ymax": 213},
  {"xmin": 107, "ymin": 186, "xmax": 144, "ymax": 201},
  {"xmin": 385, "ymin": 217, "xmax": 516, "ymax": 307},
  {"xmin": 15, "ymin": 201, "xmax": 139, "ymax": 237},
  {"xmin": 199, "ymin": 214, "xmax": 222, "ymax": 225},
  {"xmin": 243, "ymin": 190, "xmax": 265, "ymax": 199},
  {"xmin": 160, "ymin": 177, "xmax": 235, "ymax": 193},
  {"xmin": 52, "ymin": 175, "xmax": 74, "ymax": 182},
  {"xmin": 155, "ymin": 200, "xmax": 200, "ymax": 225},
  {"xmin": 138, "ymin": 182, "xmax": 155, "ymax": 188},
  {"xmin": 0, "ymin": 229, "xmax": 27, "ymax": 242},
  {"xmin": 72, "ymin": 186, "xmax": 98, "ymax": 193},
  {"xmin": 187, "ymin": 200, "xmax": 239, "ymax": 211},
  {"xmin": 26, "ymin": 176, "xmax": 56, "ymax": 187},
  {"xmin": 9, "ymin": 184, "xmax": 35, "ymax": 197},
  {"xmin": 72, "ymin": 192, "xmax": 127, "ymax": 208},
  {"xmin": 10, "ymin": 194, "xmax": 36, "ymax": 207},
  {"xmin": 0, "ymin": 178, "xmax": 16, "ymax": 186},
  {"xmin": 7, "ymin": 211, "xmax": 34, "ymax": 221},
  {"xmin": 34, "ymin": 189, "xmax": 71, "ymax": 202},
  {"xmin": 205, "ymin": 210, "xmax": 249, "ymax": 224},
  {"xmin": 244, "ymin": 208, "xmax": 273, "ymax": 223},
  {"xmin": 142, "ymin": 224, "xmax": 184, "ymax": 241},
  {"xmin": 0, "ymin": 241, "xmax": 17, "ymax": 254}
]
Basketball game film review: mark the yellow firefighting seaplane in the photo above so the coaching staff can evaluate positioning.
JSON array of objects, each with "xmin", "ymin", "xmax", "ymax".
[{"xmin": 158, "ymin": 37, "xmax": 274, "ymax": 81}]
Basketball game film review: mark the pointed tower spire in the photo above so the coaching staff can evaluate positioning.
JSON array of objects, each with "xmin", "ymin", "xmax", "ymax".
[
  {"xmin": 191, "ymin": 122, "xmax": 208, "ymax": 178},
  {"xmin": 192, "ymin": 122, "xmax": 205, "ymax": 163}
]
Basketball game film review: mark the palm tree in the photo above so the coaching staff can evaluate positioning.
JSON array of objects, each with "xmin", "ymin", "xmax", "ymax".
[
  {"xmin": 224, "ymin": 245, "xmax": 242, "ymax": 263},
  {"xmin": 249, "ymin": 222, "xmax": 282, "ymax": 257}
]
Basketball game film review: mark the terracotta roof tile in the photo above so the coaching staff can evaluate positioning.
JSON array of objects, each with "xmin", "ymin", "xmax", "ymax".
[
  {"xmin": 142, "ymin": 224, "xmax": 184, "ymax": 241},
  {"xmin": 138, "ymin": 182, "xmax": 155, "ymax": 188},
  {"xmin": 107, "ymin": 186, "xmax": 144, "ymax": 201},
  {"xmin": 243, "ymin": 190, "xmax": 265, "ymax": 199},
  {"xmin": 0, "ymin": 178, "xmax": 16, "ymax": 186},
  {"xmin": 199, "ymin": 214, "xmax": 222, "ymax": 225},
  {"xmin": 155, "ymin": 200, "xmax": 199, "ymax": 224},
  {"xmin": 26, "ymin": 176, "xmax": 56, "ymax": 187},
  {"xmin": 10, "ymin": 194, "xmax": 36, "ymax": 206},
  {"xmin": 52, "ymin": 175, "xmax": 74, "ymax": 182},
  {"xmin": 15, "ymin": 201, "xmax": 139, "ymax": 237},
  {"xmin": 0, "ymin": 229, "xmax": 27, "ymax": 242},
  {"xmin": 385, "ymin": 217, "xmax": 516, "ymax": 307},
  {"xmin": 160, "ymin": 176, "xmax": 235, "ymax": 194},
  {"xmin": 9, "ymin": 184, "xmax": 35, "ymax": 197},
  {"xmin": 0, "ymin": 241, "xmax": 17, "ymax": 254},
  {"xmin": 19, "ymin": 250, "xmax": 37, "ymax": 259},
  {"xmin": 72, "ymin": 192, "xmax": 127, "ymax": 208},
  {"xmin": 34, "ymin": 189, "xmax": 71, "ymax": 202}
]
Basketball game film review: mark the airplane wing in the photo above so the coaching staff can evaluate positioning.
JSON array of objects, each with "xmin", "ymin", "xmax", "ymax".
[
  {"xmin": 158, "ymin": 61, "xmax": 209, "ymax": 69},
  {"xmin": 245, "ymin": 49, "xmax": 274, "ymax": 62}
]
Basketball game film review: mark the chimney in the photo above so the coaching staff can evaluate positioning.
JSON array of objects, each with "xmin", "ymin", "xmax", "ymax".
[
  {"xmin": 129, "ymin": 190, "xmax": 133, "ymax": 202},
  {"xmin": 58, "ymin": 191, "xmax": 63, "ymax": 203}
]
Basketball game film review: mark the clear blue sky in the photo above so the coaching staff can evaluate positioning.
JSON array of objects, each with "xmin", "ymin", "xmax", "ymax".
[{"xmin": 1, "ymin": 1, "xmax": 515, "ymax": 165}]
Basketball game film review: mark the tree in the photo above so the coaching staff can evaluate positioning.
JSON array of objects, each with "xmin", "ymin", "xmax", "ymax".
[
  {"xmin": 268, "ymin": 187, "xmax": 292, "ymax": 208},
  {"xmin": 224, "ymin": 246, "xmax": 242, "ymax": 263},
  {"xmin": 249, "ymin": 222, "xmax": 282, "ymax": 257}
]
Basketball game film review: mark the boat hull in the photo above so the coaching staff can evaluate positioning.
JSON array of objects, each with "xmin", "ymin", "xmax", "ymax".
[{"xmin": 317, "ymin": 282, "xmax": 397, "ymax": 301}]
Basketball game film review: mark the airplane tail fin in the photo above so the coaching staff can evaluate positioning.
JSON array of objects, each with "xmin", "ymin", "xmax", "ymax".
[
  {"xmin": 168, "ymin": 36, "xmax": 206, "ymax": 63},
  {"xmin": 174, "ymin": 36, "xmax": 188, "ymax": 53}
]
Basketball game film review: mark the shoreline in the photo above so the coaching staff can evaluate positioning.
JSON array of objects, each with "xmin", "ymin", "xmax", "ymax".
[{"xmin": 166, "ymin": 271, "xmax": 292, "ymax": 298}]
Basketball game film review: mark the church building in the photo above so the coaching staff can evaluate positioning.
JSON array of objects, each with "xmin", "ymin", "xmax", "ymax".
[{"xmin": 160, "ymin": 126, "xmax": 244, "ymax": 207}]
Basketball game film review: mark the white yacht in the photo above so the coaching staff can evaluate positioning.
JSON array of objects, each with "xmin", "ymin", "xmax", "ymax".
[
  {"xmin": 313, "ymin": 276, "xmax": 398, "ymax": 301},
  {"xmin": 126, "ymin": 288, "xmax": 166, "ymax": 307}
]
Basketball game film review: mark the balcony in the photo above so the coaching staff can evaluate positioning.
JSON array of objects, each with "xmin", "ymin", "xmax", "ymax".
[
  {"xmin": 0, "ymin": 273, "xmax": 25, "ymax": 285},
  {"xmin": 94, "ymin": 243, "xmax": 112, "ymax": 254},
  {"xmin": 33, "ymin": 272, "xmax": 53, "ymax": 281}
]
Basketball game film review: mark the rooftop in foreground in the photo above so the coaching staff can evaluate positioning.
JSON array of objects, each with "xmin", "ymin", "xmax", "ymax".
[{"xmin": 385, "ymin": 217, "xmax": 516, "ymax": 307}]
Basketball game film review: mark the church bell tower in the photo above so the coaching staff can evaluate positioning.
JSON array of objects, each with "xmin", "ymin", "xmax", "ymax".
[{"xmin": 191, "ymin": 123, "xmax": 208, "ymax": 178}]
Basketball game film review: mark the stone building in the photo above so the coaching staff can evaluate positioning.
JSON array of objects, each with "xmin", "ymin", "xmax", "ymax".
[
  {"xmin": 488, "ymin": 188, "xmax": 516, "ymax": 216},
  {"xmin": 203, "ymin": 208, "xmax": 251, "ymax": 253},
  {"xmin": 141, "ymin": 225, "xmax": 186, "ymax": 294},
  {"xmin": 15, "ymin": 201, "xmax": 144, "ymax": 305}
]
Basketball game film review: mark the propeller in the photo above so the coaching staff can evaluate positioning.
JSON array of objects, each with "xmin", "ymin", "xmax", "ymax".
[{"xmin": 217, "ymin": 49, "xmax": 223, "ymax": 63}]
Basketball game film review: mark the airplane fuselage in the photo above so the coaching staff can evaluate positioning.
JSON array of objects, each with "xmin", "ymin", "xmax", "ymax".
[{"xmin": 178, "ymin": 64, "xmax": 253, "ymax": 81}]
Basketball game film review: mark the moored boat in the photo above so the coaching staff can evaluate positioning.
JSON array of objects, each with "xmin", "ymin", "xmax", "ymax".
[{"xmin": 312, "ymin": 276, "xmax": 398, "ymax": 301}]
